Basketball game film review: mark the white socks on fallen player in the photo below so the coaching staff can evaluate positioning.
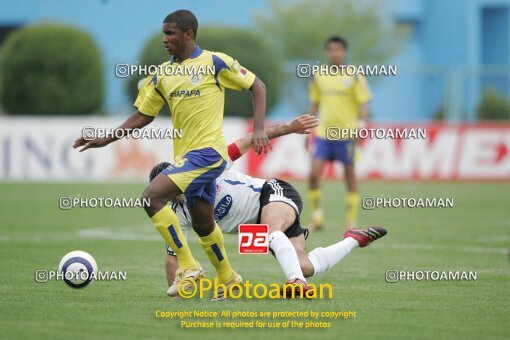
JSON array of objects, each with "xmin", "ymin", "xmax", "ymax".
[
  {"xmin": 268, "ymin": 231, "xmax": 306, "ymax": 282},
  {"xmin": 308, "ymin": 237, "xmax": 359, "ymax": 276}
]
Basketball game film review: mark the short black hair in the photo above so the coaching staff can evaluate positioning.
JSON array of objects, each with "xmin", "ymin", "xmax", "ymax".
[
  {"xmin": 325, "ymin": 36, "xmax": 348, "ymax": 49},
  {"xmin": 149, "ymin": 162, "xmax": 171, "ymax": 182},
  {"xmin": 163, "ymin": 10, "xmax": 198, "ymax": 38}
]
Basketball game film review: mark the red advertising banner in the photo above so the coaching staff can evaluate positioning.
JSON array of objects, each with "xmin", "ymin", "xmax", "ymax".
[{"xmin": 246, "ymin": 124, "xmax": 510, "ymax": 181}]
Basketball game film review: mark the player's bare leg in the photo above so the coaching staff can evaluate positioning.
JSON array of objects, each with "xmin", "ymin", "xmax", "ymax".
[
  {"xmin": 142, "ymin": 173, "xmax": 180, "ymax": 216},
  {"xmin": 188, "ymin": 198, "xmax": 216, "ymax": 236},
  {"xmin": 166, "ymin": 255, "xmax": 178, "ymax": 287},
  {"xmin": 288, "ymin": 235, "xmax": 314, "ymax": 278},
  {"xmin": 308, "ymin": 158, "xmax": 326, "ymax": 230},
  {"xmin": 189, "ymin": 198, "xmax": 239, "ymax": 301},
  {"xmin": 261, "ymin": 202, "xmax": 311, "ymax": 297},
  {"xmin": 344, "ymin": 163, "xmax": 360, "ymax": 229},
  {"xmin": 142, "ymin": 173, "xmax": 203, "ymax": 297}
]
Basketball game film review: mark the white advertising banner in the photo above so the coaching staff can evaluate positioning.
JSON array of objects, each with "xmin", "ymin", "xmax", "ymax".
[{"xmin": 0, "ymin": 117, "xmax": 247, "ymax": 181}]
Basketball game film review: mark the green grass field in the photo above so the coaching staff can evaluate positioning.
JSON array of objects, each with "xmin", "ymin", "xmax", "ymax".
[{"xmin": 0, "ymin": 181, "xmax": 509, "ymax": 339}]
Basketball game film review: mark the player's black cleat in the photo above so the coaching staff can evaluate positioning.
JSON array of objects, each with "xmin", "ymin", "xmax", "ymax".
[{"xmin": 343, "ymin": 226, "xmax": 387, "ymax": 247}]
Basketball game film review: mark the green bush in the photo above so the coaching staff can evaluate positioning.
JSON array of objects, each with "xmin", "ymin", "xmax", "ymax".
[
  {"xmin": 128, "ymin": 27, "xmax": 282, "ymax": 118},
  {"xmin": 477, "ymin": 88, "xmax": 510, "ymax": 120},
  {"xmin": 0, "ymin": 23, "xmax": 103, "ymax": 115}
]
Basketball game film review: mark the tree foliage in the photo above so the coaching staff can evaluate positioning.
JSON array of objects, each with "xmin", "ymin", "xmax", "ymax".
[
  {"xmin": 0, "ymin": 23, "xmax": 103, "ymax": 115},
  {"xmin": 255, "ymin": 0, "xmax": 404, "ymax": 64}
]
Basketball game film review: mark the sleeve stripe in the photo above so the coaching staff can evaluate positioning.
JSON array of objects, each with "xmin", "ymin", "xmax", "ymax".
[
  {"xmin": 154, "ymin": 87, "xmax": 166, "ymax": 102},
  {"xmin": 212, "ymin": 54, "xmax": 229, "ymax": 90}
]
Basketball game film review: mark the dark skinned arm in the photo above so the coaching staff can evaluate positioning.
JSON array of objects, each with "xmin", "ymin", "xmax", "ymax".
[
  {"xmin": 73, "ymin": 111, "xmax": 154, "ymax": 152},
  {"xmin": 250, "ymin": 76, "xmax": 271, "ymax": 155}
]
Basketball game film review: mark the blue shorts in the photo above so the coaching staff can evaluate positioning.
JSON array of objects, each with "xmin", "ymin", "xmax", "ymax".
[
  {"xmin": 162, "ymin": 147, "xmax": 226, "ymax": 209},
  {"xmin": 312, "ymin": 137, "xmax": 355, "ymax": 164}
]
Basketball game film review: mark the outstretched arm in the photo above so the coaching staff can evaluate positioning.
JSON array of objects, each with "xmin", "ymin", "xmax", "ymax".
[
  {"xmin": 73, "ymin": 111, "xmax": 154, "ymax": 152},
  {"xmin": 250, "ymin": 77, "xmax": 271, "ymax": 155},
  {"xmin": 229, "ymin": 114, "xmax": 318, "ymax": 160}
]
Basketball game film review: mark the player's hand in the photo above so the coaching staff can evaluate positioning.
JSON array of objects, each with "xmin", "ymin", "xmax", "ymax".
[
  {"xmin": 73, "ymin": 137, "xmax": 110, "ymax": 152},
  {"xmin": 252, "ymin": 129, "xmax": 272, "ymax": 155},
  {"xmin": 287, "ymin": 114, "xmax": 319, "ymax": 134}
]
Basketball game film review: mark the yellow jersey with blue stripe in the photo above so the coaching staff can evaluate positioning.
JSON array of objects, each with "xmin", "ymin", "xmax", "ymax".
[
  {"xmin": 309, "ymin": 73, "xmax": 371, "ymax": 139},
  {"xmin": 134, "ymin": 46, "xmax": 256, "ymax": 160}
]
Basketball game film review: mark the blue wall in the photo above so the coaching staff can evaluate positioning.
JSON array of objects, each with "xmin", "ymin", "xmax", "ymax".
[{"xmin": 376, "ymin": 0, "xmax": 510, "ymax": 121}]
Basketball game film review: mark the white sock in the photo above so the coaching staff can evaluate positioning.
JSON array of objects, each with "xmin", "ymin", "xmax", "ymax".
[
  {"xmin": 308, "ymin": 237, "xmax": 359, "ymax": 276},
  {"xmin": 268, "ymin": 231, "xmax": 306, "ymax": 282}
]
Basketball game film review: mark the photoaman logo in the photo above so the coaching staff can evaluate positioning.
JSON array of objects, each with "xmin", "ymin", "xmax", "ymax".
[{"xmin": 177, "ymin": 277, "xmax": 333, "ymax": 299}]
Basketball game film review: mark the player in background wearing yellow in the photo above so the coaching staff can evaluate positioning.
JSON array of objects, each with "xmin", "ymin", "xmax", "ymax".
[
  {"xmin": 305, "ymin": 36, "xmax": 372, "ymax": 230},
  {"xmin": 73, "ymin": 10, "xmax": 270, "ymax": 300}
]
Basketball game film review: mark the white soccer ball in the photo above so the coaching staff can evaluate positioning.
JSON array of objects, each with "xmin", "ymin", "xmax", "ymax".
[{"xmin": 58, "ymin": 250, "xmax": 98, "ymax": 289}]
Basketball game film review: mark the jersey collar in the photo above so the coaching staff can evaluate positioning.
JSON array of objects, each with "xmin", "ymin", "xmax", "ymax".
[{"xmin": 170, "ymin": 45, "xmax": 203, "ymax": 64}]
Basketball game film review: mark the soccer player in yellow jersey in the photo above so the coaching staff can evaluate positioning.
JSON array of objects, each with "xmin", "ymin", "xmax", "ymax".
[
  {"xmin": 73, "ymin": 10, "xmax": 270, "ymax": 300},
  {"xmin": 306, "ymin": 36, "xmax": 372, "ymax": 230}
]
